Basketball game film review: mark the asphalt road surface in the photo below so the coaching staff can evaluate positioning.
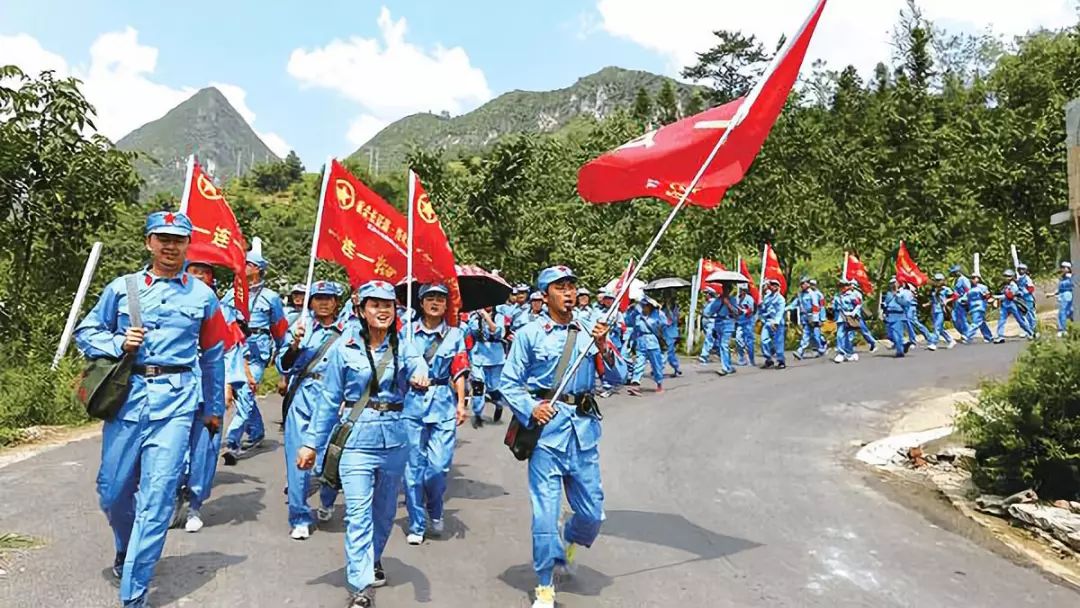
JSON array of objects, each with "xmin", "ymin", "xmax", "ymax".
[{"xmin": 2, "ymin": 340, "xmax": 1078, "ymax": 607}]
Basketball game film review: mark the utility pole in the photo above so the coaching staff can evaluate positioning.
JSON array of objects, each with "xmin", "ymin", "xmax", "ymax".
[{"xmin": 1058, "ymin": 99, "xmax": 1080, "ymax": 313}]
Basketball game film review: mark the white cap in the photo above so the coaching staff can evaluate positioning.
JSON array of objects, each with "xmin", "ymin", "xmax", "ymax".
[{"xmin": 1063, "ymin": 261, "xmax": 1073, "ymax": 270}]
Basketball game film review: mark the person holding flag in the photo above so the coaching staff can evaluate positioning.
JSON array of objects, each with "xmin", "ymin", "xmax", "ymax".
[
  {"xmin": 1016, "ymin": 263, "xmax": 1038, "ymax": 335},
  {"xmin": 993, "ymin": 269, "xmax": 1034, "ymax": 342},
  {"xmin": 790, "ymin": 276, "xmax": 826, "ymax": 360},
  {"xmin": 401, "ymin": 283, "xmax": 470, "ymax": 546},
  {"xmin": 882, "ymin": 278, "xmax": 910, "ymax": 357},
  {"xmin": 964, "ymin": 272, "xmax": 994, "ymax": 343},
  {"xmin": 949, "ymin": 265, "xmax": 973, "ymax": 343},
  {"xmin": 759, "ymin": 278, "xmax": 787, "ymax": 369}
]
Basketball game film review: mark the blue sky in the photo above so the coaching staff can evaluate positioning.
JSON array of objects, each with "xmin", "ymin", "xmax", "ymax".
[{"xmin": 2, "ymin": 0, "xmax": 1075, "ymax": 168}]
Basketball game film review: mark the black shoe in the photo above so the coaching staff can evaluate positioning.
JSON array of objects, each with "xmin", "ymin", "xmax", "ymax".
[
  {"xmin": 493, "ymin": 406, "xmax": 503, "ymax": 423},
  {"xmin": 762, "ymin": 360, "xmax": 774, "ymax": 369},
  {"xmin": 222, "ymin": 451, "xmax": 238, "ymax": 466},
  {"xmin": 776, "ymin": 362, "xmax": 787, "ymax": 370},
  {"xmin": 471, "ymin": 416, "xmax": 483, "ymax": 429},
  {"xmin": 373, "ymin": 561, "xmax": 386, "ymax": 588},
  {"xmin": 112, "ymin": 551, "xmax": 125, "ymax": 580},
  {"xmin": 347, "ymin": 587, "xmax": 375, "ymax": 607},
  {"xmin": 904, "ymin": 342, "xmax": 913, "ymax": 353}
]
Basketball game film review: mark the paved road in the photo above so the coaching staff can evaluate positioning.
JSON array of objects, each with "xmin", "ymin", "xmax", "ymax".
[{"xmin": 2, "ymin": 340, "xmax": 1078, "ymax": 607}]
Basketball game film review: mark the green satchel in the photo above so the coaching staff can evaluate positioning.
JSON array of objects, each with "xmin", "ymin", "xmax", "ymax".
[
  {"xmin": 75, "ymin": 274, "xmax": 142, "ymax": 421},
  {"xmin": 319, "ymin": 348, "xmax": 394, "ymax": 490}
]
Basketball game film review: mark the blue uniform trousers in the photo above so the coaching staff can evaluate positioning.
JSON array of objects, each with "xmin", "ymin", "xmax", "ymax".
[
  {"xmin": 471, "ymin": 364, "xmax": 508, "ymax": 417},
  {"xmin": 224, "ymin": 384, "xmax": 263, "ymax": 451},
  {"xmin": 697, "ymin": 320, "xmax": 717, "ymax": 364},
  {"xmin": 797, "ymin": 321, "xmax": 825, "ymax": 356},
  {"xmin": 714, "ymin": 320, "xmax": 735, "ymax": 373},
  {"xmin": 996, "ymin": 301, "xmax": 1033, "ymax": 338},
  {"xmin": 885, "ymin": 316, "xmax": 906, "ymax": 356},
  {"xmin": 284, "ymin": 404, "xmax": 338, "ymax": 528},
  {"xmin": 1023, "ymin": 297, "xmax": 1037, "ymax": 335},
  {"xmin": 184, "ymin": 409, "xmax": 221, "ymax": 511},
  {"xmin": 952, "ymin": 305, "xmax": 970, "ymax": 341},
  {"xmin": 664, "ymin": 339, "xmax": 681, "ymax": 374},
  {"xmin": 966, "ymin": 309, "xmax": 993, "ymax": 342},
  {"xmin": 835, "ymin": 324, "xmax": 853, "ymax": 357},
  {"xmin": 931, "ymin": 310, "xmax": 955, "ymax": 346},
  {"xmin": 1060, "ymin": 296, "xmax": 1074, "ymax": 332},
  {"xmin": 98, "ymin": 412, "xmax": 194, "ymax": 602},
  {"xmin": 241, "ymin": 359, "xmax": 267, "ymax": 440},
  {"xmin": 905, "ymin": 317, "xmax": 934, "ymax": 344},
  {"xmin": 856, "ymin": 318, "xmax": 877, "ymax": 348},
  {"xmin": 762, "ymin": 323, "xmax": 786, "ymax": 364},
  {"xmin": 631, "ymin": 348, "xmax": 664, "ymax": 385},
  {"xmin": 340, "ymin": 445, "xmax": 408, "ymax": 593},
  {"xmin": 404, "ymin": 417, "xmax": 456, "ymax": 535},
  {"xmin": 734, "ymin": 323, "xmax": 756, "ymax": 365},
  {"xmin": 529, "ymin": 439, "xmax": 604, "ymax": 587}
]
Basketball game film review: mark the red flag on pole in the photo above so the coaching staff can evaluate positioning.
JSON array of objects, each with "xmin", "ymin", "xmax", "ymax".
[
  {"xmin": 613, "ymin": 259, "xmax": 635, "ymax": 312},
  {"xmin": 700, "ymin": 258, "xmax": 727, "ymax": 293},
  {"xmin": 185, "ymin": 162, "xmax": 250, "ymax": 319},
  {"xmin": 409, "ymin": 170, "xmax": 462, "ymax": 325},
  {"xmin": 738, "ymin": 257, "xmax": 761, "ymax": 303},
  {"xmin": 844, "ymin": 252, "xmax": 874, "ymax": 294},
  {"xmin": 895, "ymin": 240, "xmax": 928, "ymax": 287},
  {"xmin": 577, "ymin": 0, "xmax": 828, "ymax": 208},
  {"xmin": 763, "ymin": 244, "xmax": 788, "ymax": 295}
]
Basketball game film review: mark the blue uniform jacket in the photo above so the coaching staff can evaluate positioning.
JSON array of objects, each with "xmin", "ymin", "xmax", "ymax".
[
  {"xmin": 1058, "ymin": 273, "xmax": 1074, "ymax": 302},
  {"xmin": 75, "ymin": 270, "xmax": 226, "ymax": 421},
  {"xmin": 932, "ymin": 286, "xmax": 954, "ymax": 314},
  {"xmin": 402, "ymin": 321, "xmax": 468, "ymax": 422},
  {"xmin": 661, "ymin": 304, "xmax": 680, "ymax": 340},
  {"xmin": 499, "ymin": 314, "xmax": 627, "ymax": 452},
  {"xmin": 759, "ymin": 291, "xmax": 786, "ymax": 326},
  {"xmin": 966, "ymin": 284, "xmax": 989, "ymax": 312},
  {"xmin": 276, "ymin": 317, "xmax": 348, "ymax": 417},
  {"xmin": 631, "ymin": 309, "xmax": 667, "ymax": 351},
  {"xmin": 953, "ymin": 276, "xmax": 972, "ymax": 309},
  {"xmin": 883, "ymin": 290, "xmax": 907, "ymax": 320},
  {"xmin": 224, "ymin": 284, "xmax": 286, "ymax": 365},
  {"xmin": 468, "ymin": 311, "xmax": 507, "ymax": 366},
  {"xmin": 736, "ymin": 294, "xmax": 756, "ymax": 325},
  {"xmin": 305, "ymin": 326, "xmax": 428, "ymax": 452}
]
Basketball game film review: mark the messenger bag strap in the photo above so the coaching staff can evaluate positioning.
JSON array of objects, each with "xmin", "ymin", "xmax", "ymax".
[
  {"xmin": 124, "ymin": 274, "xmax": 143, "ymax": 329},
  {"xmin": 345, "ymin": 348, "xmax": 394, "ymax": 423},
  {"xmin": 543, "ymin": 324, "xmax": 579, "ymax": 400},
  {"xmin": 423, "ymin": 330, "xmax": 445, "ymax": 364}
]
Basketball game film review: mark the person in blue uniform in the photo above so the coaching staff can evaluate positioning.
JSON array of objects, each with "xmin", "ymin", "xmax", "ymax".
[
  {"xmin": 401, "ymin": 283, "xmax": 470, "ymax": 546},
  {"xmin": 848, "ymin": 284, "xmax": 879, "ymax": 352},
  {"xmin": 514, "ymin": 291, "xmax": 545, "ymax": 332},
  {"xmin": 75, "ymin": 211, "xmax": 226, "ymax": 608},
  {"xmin": 901, "ymin": 282, "xmax": 936, "ymax": 351},
  {"xmin": 499, "ymin": 285, "xmax": 529, "ymax": 347},
  {"xmin": 733, "ymin": 284, "xmax": 757, "ymax": 366},
  {"xmin": 574, "ymin": 288, "xmax": 599, "ymax": 325},
  {"xmin": 177, "ymin": 257, "xmax": 247, "ymax": 534},
  {"xmin": 965, "ymin": 273, "xmax": 994, "ymax": 343},
  {"xmin": 709, "ymin": 286, "xmax": 738, "ymax": 376},
  {"xmin": 296, "ymin": 280, "xmax": 429, "ymax": 608},
  {"xmin": 697, "ymin": 287, "xmax": 719, "ymax": 364},
  {"xmin": 277, "ymin": 280, "xmax": 347, "ymax": 540},
  {"xmin": 468, "ymin": 305, "xmax": 509, "ymax": 427},
  {"xmin": 790, "ymin": 277, "xmax": 826, "ymax": 360},
  {"xmin": 927, "ymin": 273, "xmax": 957, "ymax": 349},
  {"xmin": 498, "ymin": 265, "xmax": 625, "ymax": 608},
  {"xmin": 222, "ymin": 251, "xmax": 288, "ymax": 462},
  {"xmin": 660, "ymin": 296, "xmax": 682, "ymax": 377},
  {"xmin": 1053, "ymin": 261, "xmax": 1074, "ymax": 337},
  {"xmin": 994, "ymin": 269, "xmax": 1034, "ymax": 342},
  {"xmin": 628, "ymin": 296, "xmax": 667, "ymax": 395},
  {"xmin": 596, "ymin": 289, "xmax": 627, "ymax": 398},
  {"xmin": 950, "ymin": 265, "xmax": 972, "ymax": 343},
  {"xmin": 759, "ymin": 279, "xmax": 787, "ymax": 369},
  {"xmin": 286, "ymin": 283, "xmax": 307, "ymax": 328},
  {"xmin": 881, "ymin": 278, "xmax": 909, "ymax": 358},
  {"xmin": 832, "ymin": 279, "xmax": 860, "ymax": 363},
  {"xmin": 1015, "ymin": 263, "xmax": 1038, "ymax": 336}
]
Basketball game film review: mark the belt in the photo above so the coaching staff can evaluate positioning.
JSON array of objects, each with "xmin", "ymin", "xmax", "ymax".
[
  {"xmin": 529, "ymin": 391, "xmax": 602, "ymax": 419},
  {"xmin": 344, "ymin": 401, "xmax": 404, "ymax": 413},
  {"xmin": 133, "ymin": 365, "xmax": 191, "ymax": 377},
  {"xmin": 249, "ymin": 328, "xmax": 271, "ymax": 336},
  {"xmin": 430, "ymin": 378, "xmax": 450, "ymax": 386}
]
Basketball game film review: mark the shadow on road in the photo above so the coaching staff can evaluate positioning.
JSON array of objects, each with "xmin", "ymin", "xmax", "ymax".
[
  {"xmin": 204, "ymin": 487, "xmax": 266, "ymax": 527},
  {"xmin": 499, "ymin": 562, "xmax": 614, "ymax": 597},
  {"xmin": 147, "ymin": 551, "xmax": 245, "ymax": 606},
  {"xmin": 307, "ymin": 559, "xmax": 432, "ymax": 603},
  {"xmin": 211, "ymin": 470, "xmax": 262, "ymax": 486},
  {"xmin": 445, "ymin": 462, "xmax": 510, "ymax": 502}
]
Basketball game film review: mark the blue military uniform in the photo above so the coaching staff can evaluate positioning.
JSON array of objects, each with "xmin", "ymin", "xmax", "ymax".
[
  {"xmin": 660, "ymin": 301, "xmax": 682, "ymax": 376},
  {"xmin": 498, "ymin": 266, "xmax": 627, "ymax": 607},
  {"xmin": 929, "ymin": 274, "xmax": 957, "ymax": 348},
  {"xmin": 75, "ymin": 212, "xmax": 226, "ymax": 607},
  {"xmin": 629, "ymin": 299, "xmax": 667, "ymax": 389},
  {"xmin": 468, "ymin": 308, "xmax": 509, "ymax": 424},
  {"xmin": 285, "ymin": 283, "xmax": 307, "ymax": 328},
  {"xmin": 901, "ymin": 284, "xmax": 935, "ymax": 349},
  {"xmin": 950, "ymin": 265, "xmax": 972, "ymax": 342},
  {"xmin": 733, "ymin": 288, "xmax": 757, "ymax": 366},
  {"xmin": 790, "ymin": 279, "xmax": 826, "ymax": 359},
  {"xmin": 1016, "ymin": 264, "xmax": 1037, "ymax": 335},
  {"xmin": 697, "ymin": 288, "xmax": 719, "ymax": 364},
  {"xmin": 759, "ymin": 280, "xmax": 787, "ymax": 368},
  {"xmin": 965, "ymin": 278, "xmax": 993, "ymax": 342},
  {"xmin": 276, "ymin": 281, "xmax": 346, "ymax": 537},
  {"xmin": 305, "ymin": 281, "xmax": 428, "ymax": 600},
  {"xmin": 707, "ymin": 290, "xmax": 737, "ymax": 375},
  {"xmin": 1056, "ymin": 262, "xmax": 1074, "ymax": 336},
  {"xmin": 882, "ymin": 280, "xmax": 909, "ymax": 357},
  {"xmin": 995, "ymin": 270, "xmax": 1034, "ymax": 341},
  {"xmin": 834, "ymin": 281, "xmax": 862, "ymax": 361},
  {"xmin": 401, "ymin": 284, "xmax": 469, "ymax": 541}
]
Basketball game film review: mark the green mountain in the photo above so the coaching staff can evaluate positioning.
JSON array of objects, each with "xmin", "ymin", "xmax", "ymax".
[
  {"xmin": 348, "ymin": 66, "xmax": 704, "ymax": 172},
  {"xmin": 116, "ymin": 87, "xmax": 281, "ymax": 197}
]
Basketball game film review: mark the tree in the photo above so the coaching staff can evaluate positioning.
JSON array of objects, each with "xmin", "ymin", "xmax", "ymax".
[
  {"xmin": 655, "ymin": 80, "xmax": 679, "ymax": 125},
  {"xmin": 631, "ymin": 87, "xmax": 653, "ymax": 127},
  {"xmin": 0, "ymin": 66, "xmax": 141, "ymax": 347},
  {"xmin": 681, "ymin": 30, "xmax": 771, "ymax": 103},
  {"xmin": 284, "ymin": 150, "xmax": 304, "ymax": 183},
  {"xmin": 684, "ymin": 90, "xmax": 706, "ymax": 116}
]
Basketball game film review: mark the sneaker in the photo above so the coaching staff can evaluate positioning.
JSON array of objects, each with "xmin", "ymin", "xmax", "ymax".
[
  {"xmin": 832, "ymin": 354, "xmax": 844, "ymax": 364},
  {"xmin": 406, "ymin": 533, "xmax": 423, "ymax": 546},
  {"xmin": 184, "ymin": 511, "xmax": 204, "ymax": 533},
  {"xmin": 727, "ymin": 368, "xmax": 737, "ymax": 375},
  {"xmin": 241, "ymin": 435, "xmax": 264, "ymax": 450},
  {"xmin": 1058, "ymin": 331, "xmax": 1066, "ymax": 338},
  {"xmin": 317, "ymin": 506, "xmax": 334, "ymax": 523},
  {"xmin": 373, "ymin": 561, "xmax": 386, "ymax": 588},
  {"xmin": 776, "ymin": 362, "xmax": 787, "ymax": 370},
  {"xmin": 655, "ymin": 385, "xmax": 664, "ymax": 394},
  {"xmin": 532, "ymin": 585, "xmax": 556, "ymax": 608},
  {"xmin": 347, "ymin": 587, "xmax": 374, "ymax": 608},
  {"xmin": 674, "ymin": 370, "xmax": 683, "ymax": 377},
  {"xmin": 430, "ymin": 518, "xmax": 445, "ymax": 537},
  {"xmin": 762, "ymin": 360, "xmax": 774, "ymax": 369},
  {"xmin": 290, "ymin": 525, "xmax": 311, "ymax": 540},
  {"xmin": 793, "ymin": 350, "xmax": 804, "ymax": 361},
  {"xmin": 869, "ymin": 342, "xmax": 879, "ymax": 353},
  {"xmin": 846, "ymin": 354, "xmax": 859, "ymax": 362},
  {"xmin": 715, "ymin": 369, "xmax": 728, "ymax": 377},
  {"xmin": 993, "ymin": 337, "xmax": 1005, "ymax": 344},
  {"xmin": 598, "ymin": 390, "xmax": 613, "ymax": 399},
  {"xmin": 927, "ymin": 343, "xmax": 937, "ymax": 351},
  {"xmin": 111, "ymin": 551, "xmax": 125, "ymax": 580},
  {"xmin": 946, "ymin": 340, "xmax": 956, "ymax": 349}
]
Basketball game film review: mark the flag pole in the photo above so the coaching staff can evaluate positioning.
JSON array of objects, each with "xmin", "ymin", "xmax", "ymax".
[
  {"xmin": 759, "ymin": 244, "xmax": 768, "ymax": 296},
  {"xmin": 52, "ymin": 241, "xmax": 103, "ymax": 370},
  {"xmin": 1010, "ymin": 244, "xmax": 1020, "ymax": 273},
  {"xmin": 686, "ymin": 257, "xmax": 703, "ymax": 352},
  {"xmin": 178, "ymin": 154, "xmax": 195, "ymax": 214},
  {"xmin": 842, "ymin": 251, "xmax": 849, "ymax": 282},
  {"xmin": 974, "ymin": 252, "xmax": 981, "ymax": 277},
  {"xmin": 406, "ymin": 170, "xmax": 416, "ymax": 341},
  {"xmin": 302, "ymin": 157, "xmax": 334, "ymax": 329}
]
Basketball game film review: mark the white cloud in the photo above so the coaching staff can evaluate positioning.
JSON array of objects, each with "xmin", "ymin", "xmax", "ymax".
[
  {"xmin": 287, "ymin": 6, "xmax": 491, "ymax": 147},
  {"xmin": 0, "ymin": 28, "xmax": 288, "ymax": 156},
  {"xmin": 596, "ymin": 0, "xmax": 1077, "ymax": 76}
]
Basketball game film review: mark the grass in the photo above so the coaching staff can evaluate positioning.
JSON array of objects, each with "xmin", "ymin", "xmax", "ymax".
[{"xmin": 0, "ymin": 533, "xmax": 44, "ymax": 551}]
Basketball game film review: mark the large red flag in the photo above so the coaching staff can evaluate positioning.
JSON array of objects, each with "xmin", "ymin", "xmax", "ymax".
[
  {"xmin": 185, "ymin": 162, "xmax": 250, "ymax": 319},
  {"xmin": 316, "ymin": 160, "xmax": 411, "ymax": 287},
  {"xmin": 895, "ymin": 240, "xmax": 928, "ymax": 287},
  {"xmin": 762, "ymin": 244, "xmax": 788, "ymax": 295},
  {"xmin": 700, "ymin": 258, "xmax": 727, "ymax": 294},
  {"xmin": 844, "ymin": 252, "xmax": 874, "ymax": 294},
  {"xmin": 409, "ymin": 170, "xmax": 462, "ymax": 325},
  {"xmin": 738, "ymin": 257, "xmax": 761, "ymax": 303},
  {"xmin": 577, "ymin": 0, "xmax": 828, "ymax": 208}
]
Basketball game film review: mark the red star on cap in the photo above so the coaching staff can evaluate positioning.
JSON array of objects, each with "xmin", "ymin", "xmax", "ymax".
[{"xmin": 164, "ymin": 212, "xmax": 176, "ymax": 224}]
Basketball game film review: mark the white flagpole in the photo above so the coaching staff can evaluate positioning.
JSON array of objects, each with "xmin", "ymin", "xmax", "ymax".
[
  {"xmin": 686, "ymin": 257, "xmax": 703, "ymax": 351},
  {"xmin": 842, "ymin": 251, "xmax": 849, "ymax": 282},
  {"xmin": 406, "ymin": 170, "xmax": 416, "ymax": 341},
  {"xmin": 974, "ymin": 252, "xmax": 981, "ymax": 277},
  {"xmin": 302, "ymin": 157, "xmax": 334, "ymax": 329},
  {"xmin": 178, "ymin": 154, "xmax": 195, "ymax": 214},
  {"xmin": 52, "ymin": 241, "xmax": 103, "ymax": 369},
  {"xmin": 1010, "ymin": 244, "xmax": 1020, "ymax": 273},
  {"xmin": 759, "ymin": 244, "xmax": 768, "ymax": 295}
]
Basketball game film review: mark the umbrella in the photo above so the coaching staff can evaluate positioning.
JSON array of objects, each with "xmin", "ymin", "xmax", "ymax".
[
  {"xmin": 644, "ymin": 277, "xmax": 692, "ymax": 291},
  {"xmin": 602, "ymin": 276, "xmax": 646, "ymax": 302},
  {"xmin": 395, "ymin": 264, "xmax": 512, "ymax": 313},
  {"xmin": 704, "ymin": 270, "xmax": 749, "ymax": 284}
]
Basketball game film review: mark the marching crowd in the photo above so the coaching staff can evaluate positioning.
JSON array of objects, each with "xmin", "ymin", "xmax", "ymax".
[{"xmin": 73, "ymin": 210, "xmax": 1075, "ymax": 608}]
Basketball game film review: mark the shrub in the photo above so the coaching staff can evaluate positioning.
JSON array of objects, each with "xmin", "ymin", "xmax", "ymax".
[
  {"xmin": 0, "ymin": 355, "xmax": 87, "ymax": 446},
  {"xmin": 956, "ymin": 329, "xmax": 1080, "ymax": 500}
]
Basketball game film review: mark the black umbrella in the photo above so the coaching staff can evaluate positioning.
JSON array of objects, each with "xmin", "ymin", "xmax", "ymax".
[{"xmin": 395, "ymin": 264, "xmax": 512, "ymax": 313}]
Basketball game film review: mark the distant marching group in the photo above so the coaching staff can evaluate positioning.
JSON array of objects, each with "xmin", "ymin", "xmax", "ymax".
[{"xmin": 73, "ymin": 209, "xmax": 1075, "ymax": 608}]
